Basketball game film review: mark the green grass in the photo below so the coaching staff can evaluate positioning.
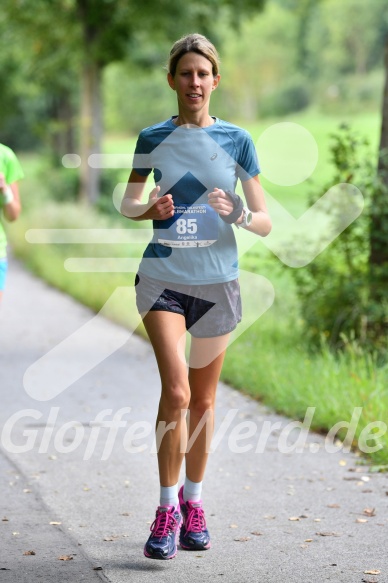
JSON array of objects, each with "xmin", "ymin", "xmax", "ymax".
[{"xmin": 8, "ymin": 109, "xmax": 388, "ymax": 468}]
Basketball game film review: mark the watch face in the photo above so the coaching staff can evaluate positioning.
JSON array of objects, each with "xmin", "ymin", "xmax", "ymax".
[{"xmin": 245, "ymin": 208, "xmax": 253, "ymax": 225}]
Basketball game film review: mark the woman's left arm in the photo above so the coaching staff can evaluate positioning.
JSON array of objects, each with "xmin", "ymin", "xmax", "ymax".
[{"xmin": 238, "ymin": 175, "xmax": 272, "ymax": 237}]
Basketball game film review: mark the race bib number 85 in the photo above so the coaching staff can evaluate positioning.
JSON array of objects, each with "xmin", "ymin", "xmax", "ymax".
[{"xmin": 157, "ymin": 204, "xmax": 219, "ymax": 248}]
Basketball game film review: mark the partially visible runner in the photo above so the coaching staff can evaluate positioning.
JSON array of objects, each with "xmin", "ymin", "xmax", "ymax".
[
  {"xmin": 0, "ymin": 143, "xmax": 24, "ymax": 303},
  {"xmin": 121, "ymin": 33, "xmax": 272, "ymax": 560}
]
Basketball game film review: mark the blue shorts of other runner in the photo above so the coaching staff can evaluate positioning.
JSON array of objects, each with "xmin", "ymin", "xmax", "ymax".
[{"xmin": 0, "ymin": 259, "xmax": 7, "ymax": 292}]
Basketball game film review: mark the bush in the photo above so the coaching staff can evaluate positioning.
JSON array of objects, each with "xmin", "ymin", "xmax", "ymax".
[
  {"xmin": 290, "ymin": 124, "xmax": 377, "ymax": 350},
  {"xmin": 36, "ymin": 161, "xmax": 126, "ymax": 213},
  {"xmin": 259, "ymin": 77, "xmax": 311, "ymax": 117}
]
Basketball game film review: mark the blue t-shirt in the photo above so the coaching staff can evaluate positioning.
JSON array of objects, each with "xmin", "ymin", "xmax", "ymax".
[{"xmin": 133, "ymin": 117, "xmax": 260, "ymax": 285}]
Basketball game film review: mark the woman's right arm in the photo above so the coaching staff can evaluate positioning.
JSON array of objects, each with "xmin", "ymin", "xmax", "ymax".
[
  {"xmin": 120, "ymin": 169, "xmax": 175, "ymax": 221},
  {"xmin": 0, "ymin": 173, "xmax": 22, "ymax": 222}
]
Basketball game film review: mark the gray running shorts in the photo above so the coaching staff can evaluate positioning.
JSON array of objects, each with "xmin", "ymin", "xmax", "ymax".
[{"xmin": 134, "ymin": 272, "xmax": 242, "ymax": 338}]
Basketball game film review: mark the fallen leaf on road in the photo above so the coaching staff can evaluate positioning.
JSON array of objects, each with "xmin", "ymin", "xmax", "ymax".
[
  {"xmin": 2, "ymin": 517, "xmax": 9, "ymax": 521},
  {"xmin": 305, "ymin": 539, "xmax": 313, "ymax": 542},
  {"xmin": 103, "ymin": 536, "xmax": 120, "ymax": 541},
  {"xmin": 58, "ymin": 555, "xmax": 73, "ymax": 561},
  {"xmin": 364, "ymin": 570, "xmax": 381, "ymax": 575},
  {"xmin": 316, "ymin": 531, "xmax": 342, "ymax": 537},
  {"xmin": 288, "ymin": 517, "xmax": 300, "ymax": 521},
  {"xmin": 251, "ymin": 531, "xmax": 262, "ymax": 536},
  {"xmin": 23, "ymin": 551, "xmax": 36, "ymax": 556},
  {"xmin": 234, "ymin": 537, "xmax": 251, "ymax": 542},
  {"xmin": 263, "ymin": 515, "xmax": 276, "ymax": 520},
  {"xmin": 23, "ymin": 489, "xmax": 32, "ymax": 494},
  {"xmin": 363, "ymin": 508, "xmax": 376, "ymax": 517},
  {"xmin": 49, "ymin": 521, "xmax": 62, "ymax": 525},
  {"xmin": 356, "ymin": 518, "xmax": 368, "ymax": 523},
  {"xmin": 229, "ymin": 524, "xmax": 238, "ymax": 528},
  {"xmin": 327, "ymin": 504, "xmax": 340, "ymax": 508}
]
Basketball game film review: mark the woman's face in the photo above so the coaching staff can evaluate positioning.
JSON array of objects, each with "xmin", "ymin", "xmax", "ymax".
[{"xmin": 168, "ymin": 51, "xmax": 220, "ymax": 117}]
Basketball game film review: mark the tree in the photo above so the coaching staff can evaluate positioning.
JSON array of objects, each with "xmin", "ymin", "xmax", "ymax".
[
  {"xmin": 0, "ymin": 2, "xmax": 80, "ymax": 156},
  {"xmin": 368, "ymin": 31, "xmax": 388, "ymax": 337},
  {"xmin": 3, "ymin": 0, "xmax": 266, "ymax": 203}
]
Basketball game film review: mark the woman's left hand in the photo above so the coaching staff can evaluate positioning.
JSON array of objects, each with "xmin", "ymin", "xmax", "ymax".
[
  {"xmin": 0, "ymin": 173, "xmax": 7, "ymax": 192},
  {"xmin": 208, "ymin": 187, "xmax": 234, "ymax": 217}
]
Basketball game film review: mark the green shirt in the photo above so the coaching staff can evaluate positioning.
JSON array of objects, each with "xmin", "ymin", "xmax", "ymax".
[{"xmin": 0, "ymin": 143, "xmax": 24, "ymax": 258}]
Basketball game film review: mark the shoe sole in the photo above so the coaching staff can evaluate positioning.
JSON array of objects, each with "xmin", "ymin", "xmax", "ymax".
[{"xmin": 143, "ymin": 548, "xmax": 178, "ymax": 560}]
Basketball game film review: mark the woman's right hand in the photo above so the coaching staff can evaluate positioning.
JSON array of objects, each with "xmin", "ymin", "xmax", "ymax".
[{"xmin": 145, "ymin": 186, "xmax": 175, "ymax": 220}]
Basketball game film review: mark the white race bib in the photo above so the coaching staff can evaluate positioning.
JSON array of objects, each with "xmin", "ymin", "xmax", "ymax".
[{"xmin": 157, "ymin": 204, "xmax": 218, "ymax": 248}]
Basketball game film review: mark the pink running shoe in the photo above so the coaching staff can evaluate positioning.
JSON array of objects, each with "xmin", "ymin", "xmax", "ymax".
[
  {"xmin": 178, "ymin": 486, "xmax": 211, "ymax": 551},
  {"xmin": 144, "ymin": 505, "xmax": 182, "ymax": 560}
]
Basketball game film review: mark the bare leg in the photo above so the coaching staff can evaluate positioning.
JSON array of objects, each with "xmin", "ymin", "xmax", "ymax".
[
  {"xmin": 142, "ymin": 311, "xmax": 190, "ymax": 487},
  {"xmin": 185, "ymin": 334, "xmax": 230, "ymax": 483}
]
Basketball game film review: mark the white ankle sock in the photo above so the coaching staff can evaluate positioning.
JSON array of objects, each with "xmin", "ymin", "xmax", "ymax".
[
  {"xmin": 160, "ymin": 483, "xmax": 179, "ymax": 508},
  {"xmin": 183, "ymin": 477, "xmax": 203, "ymax": 502}
]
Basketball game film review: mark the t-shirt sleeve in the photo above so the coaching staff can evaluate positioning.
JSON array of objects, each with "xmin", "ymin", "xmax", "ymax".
[
  {"xmin": 236, "ymin": 131, "xmax": 260, "ymax": 181},
  {"xmin": 132, "ymin": 132, "xmax": 153, "ymax": 177},
  {"xmin": 4, "ymin": 149, "xmax": 24, "ymax": 184}
]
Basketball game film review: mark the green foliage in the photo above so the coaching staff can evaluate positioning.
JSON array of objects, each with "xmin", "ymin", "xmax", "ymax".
[
  {"xmin": 290, "ymin": 124, "xmax": 385, "ymax": 351},
  {"xmin": 35, "ymin": 159, "xmax": 126, "ymax": 212},
  {"xmin": 0, "ymin": 1, "xmax": 79, "ymax": 151},
  {"xmin": 103, "ymin": 63, "xmax": 175, "ymax": 134},
  {"xmin": 1, "ymin": 0, "xmax": 386, "ymax": 149},
  {"xmin": 259, "ymin": 76, "xmax": 311, "ymax": 117}
]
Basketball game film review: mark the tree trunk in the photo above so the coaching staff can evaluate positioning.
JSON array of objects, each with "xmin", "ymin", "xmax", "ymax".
[
  {"xmin": 78, "ymin": 59, "xmax": 102, "ymax": 204},
  {"xmin": 50, "ymin": 92, "xmax": 76, "ymax": 166},
  {"xmin": 369, "ymin": 36, "xmax": 388, "ymax": 271},
  {"xmin": 367, "ymin": 35, "xmax": 388, "ymax": 337}
]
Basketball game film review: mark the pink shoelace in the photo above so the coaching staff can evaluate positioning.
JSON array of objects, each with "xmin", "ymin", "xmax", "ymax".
[
  {"xmin": 185, "ymin": 505, "xmax": 206, "ymax": 533},
  {"xmin": 150, "ymin": 509, "xmax": 179, "ymax": 540}
]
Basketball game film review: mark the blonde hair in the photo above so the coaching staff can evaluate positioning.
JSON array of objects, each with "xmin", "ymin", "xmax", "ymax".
[{"xmin": 168, "ymin": 33, "xmax": 220, "ymax": 77}]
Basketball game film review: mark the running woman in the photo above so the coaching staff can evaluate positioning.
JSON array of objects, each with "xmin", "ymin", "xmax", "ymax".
[
  {"xmin": 0, "ymin": 143, "xmax": 24, "ymax": 303},
  {"xmin": 121, "ymin": 33, "xmax": 271, "ymax": 560}
]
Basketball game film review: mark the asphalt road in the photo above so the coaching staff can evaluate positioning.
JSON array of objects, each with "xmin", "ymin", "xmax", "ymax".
[{"xmin": 0, "ymin": 258, "xmax": 387, "ymax": 583}]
